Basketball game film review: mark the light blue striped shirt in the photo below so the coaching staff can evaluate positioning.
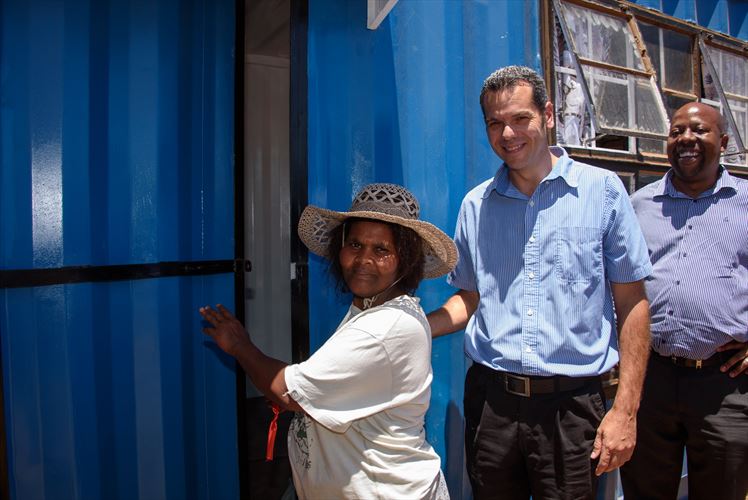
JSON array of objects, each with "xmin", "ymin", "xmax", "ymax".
[
  {"xmin": 631, "ymin": 167, "xmax": 748, "ymax": 359},
  {"xmin": 448, "ymin": 147, "xmax": 652, "ymax": 377}
]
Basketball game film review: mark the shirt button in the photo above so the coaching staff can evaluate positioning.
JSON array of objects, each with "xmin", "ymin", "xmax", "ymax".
[
  {"xmin": 682, "ymin": 252, "xmax": 687, "ymax": 257},
  {"xmin": 528, "ymin": 271, "xmax": 535, "ymax": 279},
  {"xmin": 529, "ymin": 200, "xmax": 535, "ymax": 207},
  {"xmin": 525, "ymin": 347, "xmax": 532, "ymax": 353},
  {"xmin": 667, "ymin": 310, "xmax": 674, "ymax": 315},
  {"xmin": 675, "ymin": 280, "xmax": 680, "ymax": 285},
  {"xmin": 529, "ymin": 236, "xmax": 536, "ymax": 243},
  {"xmin": 688, "ymin": 225, "xmax": 693, "ymax": 229},
  {"xmin": 527, "ymin": 308, "xmax": 534, "ymax": 316}
]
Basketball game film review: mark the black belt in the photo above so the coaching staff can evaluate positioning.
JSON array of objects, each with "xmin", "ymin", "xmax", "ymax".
[
  {"xmin": 474, "ymin": 363, "xmax": 601, "ymax": 398},
  {"xmin": 651, "ymin": 349, "xmax": 724, "ymax": 369}
]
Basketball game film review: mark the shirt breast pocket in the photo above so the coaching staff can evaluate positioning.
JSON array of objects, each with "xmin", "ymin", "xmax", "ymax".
[{"xmin": 555, "ymin": 227, "xmax": 602, "ymax": 284}]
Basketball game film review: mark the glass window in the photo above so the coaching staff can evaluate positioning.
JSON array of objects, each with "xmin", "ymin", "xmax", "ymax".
[
  {"xmin": 639, "ymin": 24, "xmax": 694, "ymax": 94},
  {"xmin": 561, "ymin": 2, "xmax": 644, "ymax": 70},
  {"xmin": 550, "ymin": 0, "xmax": 747, "ymax": 171},
  {"xmin": 637, "ymin": 22, "xmax": 697, "ymax": 154},
  {"xmin": 701, "ymin": 42, "xmax": 748, "ymax": 167},
  {"xmin": 554, "ymin": 0, "xmax": 669, "ymax": 143}
]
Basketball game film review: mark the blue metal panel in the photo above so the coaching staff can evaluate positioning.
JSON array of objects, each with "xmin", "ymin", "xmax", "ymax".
[
  {"xmin": 631, "ymin": 0, "xmax": 663, "ymax": 10},
  {"xmin": 662, "ymin": 0, "xmax": 698, "ymax": 22},
  {"xmin": 307, "ymin": 0, "xmax": 540, "ymax": 496},
  {"xmin": 1, "ymin": 276, "xmax": 238, "ymax": 500},
  {"xmin": 0, "ymin": 0, "xmax": 239, "ymax": 499},
  {"xmin": 696, "ymin": 0, "xmax": 729, "ymax": 33},
  {"xmin": 0, "ymin": 0, "xmax": 235, "ymax": 270},
  {"xmin": 728, "ymin": 1, "xmax": 748, "ymax": 39}
]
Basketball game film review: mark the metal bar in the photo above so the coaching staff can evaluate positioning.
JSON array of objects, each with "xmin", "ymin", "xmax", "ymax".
[
  {"xmin": 290, "ymin": 0, "xmax": 310, "ymax": 364},
  {"xmin": 233, "ymin": 0, "xmax": 249, "ymax": 498},
  {"xmin": 576, "ymin": 57, "xmax": 652, "ymax": 79},
  {"xmin": 595, "ymin": 127, "xmax": 667, "ymax": 140},
  {"xmin": 0, "ymin": 260, "xmax": 244, "ymax": 289},
  {"xmin": 626, "ymin": 9, "xmax": 655, "ymax": 74},
  {"xmin": 0, "ymin": 336, "xmax": 8, "ymax": 500}
]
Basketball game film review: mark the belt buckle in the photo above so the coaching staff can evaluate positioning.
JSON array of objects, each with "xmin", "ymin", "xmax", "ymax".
[
  {"xmin": 695, "ymin": 359, "xmax": 703, "ymax": 369},
  {"xmin": 505, "ymin": 374, "xmax": 531, "ymax": 397}
]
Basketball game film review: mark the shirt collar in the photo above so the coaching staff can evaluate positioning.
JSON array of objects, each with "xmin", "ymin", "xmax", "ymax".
[
  {"xmin": 484, "ymin": 146, "xmax": 578, "ymax": 199},
  {"xmin": 659, "ymin": 166, "xmax": 737, "ymax": 199}
]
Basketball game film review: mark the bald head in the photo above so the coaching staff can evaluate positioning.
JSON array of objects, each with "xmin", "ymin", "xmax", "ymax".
[
  {"xmin": 666, "ymin": 101, "xmax": 729, "ymax": 197},
  {"xmin": 671, "ymin": 102, "xmax": 726, "ymax": 134}
]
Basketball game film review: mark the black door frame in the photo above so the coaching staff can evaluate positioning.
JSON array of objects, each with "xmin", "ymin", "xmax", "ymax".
[{"xmin": 234, "ymin": 0, "xmax": 309, "ymax": 497}]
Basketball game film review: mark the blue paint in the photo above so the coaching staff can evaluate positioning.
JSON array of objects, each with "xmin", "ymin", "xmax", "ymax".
[
  {"xmin": 697, "ymin": 0, "xmax": 730, "ymax": 33},
  {"xmin": 631, "ymin": 0, "xmax": 663, "ymax": 9},
  {"xmin": 1, "ymin": 277, "xmax": 239, "ymax": 500},
  {"xmin": 0, "ymin": 0, "xmax": 238, "ymax": 498},
  {"xmin": 728, "ymin": 1, "xmax": 748, "ymax": 38},
  {"xmin": 663, "ymin": 0, "xmax": 698, "ymax": 21},
  {"xmin": 1, "ymin": 0, "xmax": 234, "ymax": 271},
  {"xmin": 307, "ymin": 0, "xmax": 541, "ymax": 495}
]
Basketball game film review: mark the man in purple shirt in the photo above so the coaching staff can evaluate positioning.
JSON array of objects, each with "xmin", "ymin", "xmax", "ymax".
[{"xmin": 622, "ymin": 102, "xmax": 748, "ymax": 499}]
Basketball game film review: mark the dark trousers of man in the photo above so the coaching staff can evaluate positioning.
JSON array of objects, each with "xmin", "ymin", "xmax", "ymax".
[
  {"xmin": 620, "ymin": 352, "xmax": 748, "ymax": 500},
  {"xmin": 464, "ymin": 363, "xmax": 606, "ymax": 500}
]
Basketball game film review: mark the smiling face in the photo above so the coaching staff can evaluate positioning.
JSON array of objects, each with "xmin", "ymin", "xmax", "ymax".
[
  {"xmin": 666, "ymin": 102, "xmax": 728, "ymax": 197},
  {"xmin": 339, "ymin": 220, "xmax": 400, "ymax": 308},
  {"xmin": 482, "ymin": 83, "xmax": 555, "ymax": 178}
]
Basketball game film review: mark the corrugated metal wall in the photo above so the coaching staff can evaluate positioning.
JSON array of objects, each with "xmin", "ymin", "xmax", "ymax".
[
  {"xmin": 305, "ymin": 0, "xmax": 748, "ymax": 498},
  {"xmin": 0, "ymin": 1, "xmax": 239, "ymax": 499},
  {"xmin": 306, "ymin": 1, "xmax": 540, "ymax": 496}
]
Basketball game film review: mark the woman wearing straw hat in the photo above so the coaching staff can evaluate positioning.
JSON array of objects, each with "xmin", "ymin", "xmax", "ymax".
[{"xmin": 200, "ymin": 183, "xmax": 456, "ymax": 499}]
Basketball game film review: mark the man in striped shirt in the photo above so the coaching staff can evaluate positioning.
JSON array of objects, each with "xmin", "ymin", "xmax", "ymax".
[
  {"xmin": 428, "ymin": 66, "xmax": 653, "ymax": 499},
  {"xmin": 621, "ymin": 102, "xmax": 748, "ymax": 499}
]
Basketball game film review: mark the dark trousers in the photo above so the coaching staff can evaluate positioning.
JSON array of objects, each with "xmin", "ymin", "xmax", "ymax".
[
  {"xmin": 620, "ymin": 354, "xmax": 748, "ymax": 500},
  {"xmin": 464, "ymin": 363, "xmax": 606, "ymax": 500}
]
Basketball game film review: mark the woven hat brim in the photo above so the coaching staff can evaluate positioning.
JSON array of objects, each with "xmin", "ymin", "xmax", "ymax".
[{"xmin": 298, "ymin": 205, "xmax": 457, "ymax": 279}]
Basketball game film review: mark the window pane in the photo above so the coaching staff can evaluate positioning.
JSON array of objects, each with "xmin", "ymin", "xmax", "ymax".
[
  {"xmin": 664, "ymin": 93, "xmax": 693, "ymax": 116},
  {"xmin": 560, "ymin": 2, "xmax": 644, "ymax": 71},
  {"xmin": 662, "ymin": 30, "xmax": 692, "ymax": 92},
  {"xmin": 638, "ymin": 138, "xmax": 665, "ymax": 154},
  {"xmin": 636, "ymin": 79, "xmax": 666, "ymax": 133},
  {"xmin": 639, "ymin": 23, "xmax": 661, "ymax": 75},
  {"xmin": 639, "ymin": 23, "xmax": 693, "ymax": 94},
  {"xmin": 703, "ymin": 45, "xmax": 748, "ymax": 98},
  {"xmin": 725, "ymin": 97, "xmax": 747, "ymax": 165},
  {"xmin": 720, "ymin": 51, "xmax": 747, "ymax": 97},
  {"xmin": 702, "ymin": 44, "xmax": 748, "ymax": 164},
  {"xmin": 584, "ymin": 65, "xmax": 668, "ymax": 135}
]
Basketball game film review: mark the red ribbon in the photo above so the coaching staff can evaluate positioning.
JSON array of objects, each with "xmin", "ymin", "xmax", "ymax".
[{"xmin": 266, "ymin": 402, "xmax": 282, "ymax": 461}]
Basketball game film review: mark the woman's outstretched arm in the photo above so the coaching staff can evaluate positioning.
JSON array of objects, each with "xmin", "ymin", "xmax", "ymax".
[{"xmin": 200, "ymin": 304, "xmax": 302, "ymax": 412}]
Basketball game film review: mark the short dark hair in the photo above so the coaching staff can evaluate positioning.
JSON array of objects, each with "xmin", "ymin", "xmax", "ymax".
[
  {"xmin": 480, "ymin": 65, "xmax": 549, "ymax": 114},
  {"xmin": 327, "ymin": 218, "xmax": 425, "ymax": 296}
]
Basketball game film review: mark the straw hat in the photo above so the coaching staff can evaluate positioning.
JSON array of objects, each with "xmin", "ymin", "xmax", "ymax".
[{"xmin": 298, "ymin": 183, "xmax": 457, "ymax": 279}]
